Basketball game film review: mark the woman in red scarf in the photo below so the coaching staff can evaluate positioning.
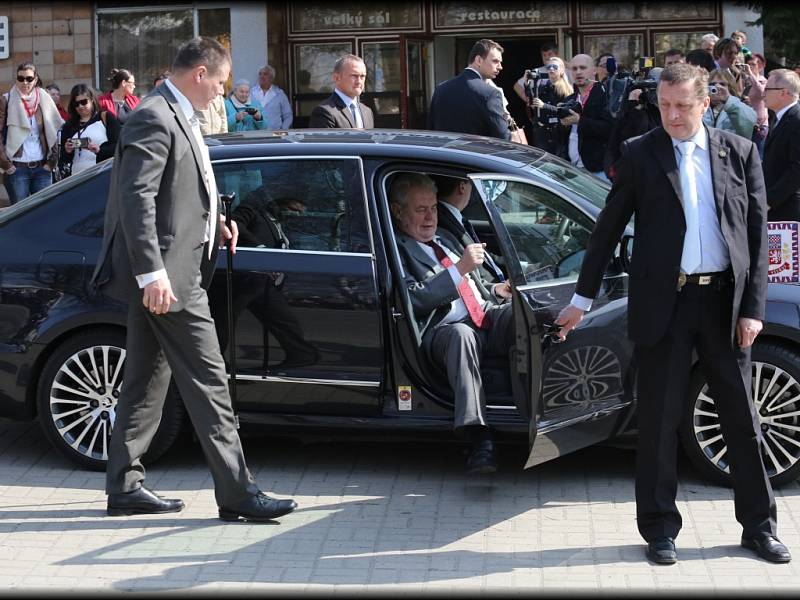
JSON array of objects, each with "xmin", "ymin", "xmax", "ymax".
[
  {"xmin": 0, "ymin": 61, "xmax": 63, "ymax": 204},
  {"xmin": 97, "ymin": 68, "xmax": 140, "ymax": 124}
]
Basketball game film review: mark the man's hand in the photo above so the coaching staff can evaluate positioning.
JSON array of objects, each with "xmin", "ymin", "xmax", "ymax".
[
  {"xmin": 560, "ymin": 110, "xmax": 580, "ymax": 127},
  {"xmin": 628, "ymin": 89, "xmax": 643, "ymax": 102},
  {"xmin": 220, "ymin": 216, "xmax": 238, "ymax": 254},
  {"xmin": 143, "ymin": 278, "xmax": 177, "ymax": 315},
  {"xmin": 5, "ymin": 164, "xmax": 16, "ymax": 175},
  {"xmin": 555, "ymin": 304, "xmax": 585, "ymax": 341},
  {"xmin": 737, "ymin": 317, "xmax": 763, "ymax": 349},
  {"xmin": 493, "ymin": 281, "xmax": 512, "ymax": 299},
  {"xmin": 456, "ymin": 243, "xmax": 485, "ymax": 276}
]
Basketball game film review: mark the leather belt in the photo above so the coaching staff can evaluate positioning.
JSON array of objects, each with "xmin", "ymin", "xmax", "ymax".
[
  {"xmin": 13, "ymin": 160, "xmax": 44, "ymax": 169},
  {"xmin": 677, "ymin": 270, "xmax": 732, "ymax": 291}
]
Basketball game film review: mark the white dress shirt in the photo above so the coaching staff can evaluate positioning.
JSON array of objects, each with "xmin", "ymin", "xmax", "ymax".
[
  {"xmin": 571, "ymin": 126, "xmax": 730, "ymax": 312},
  {"xmin": 250, "ymin": 84, "xmax": 293, "ymax": 129},
  {"xmin": 334, "ymin": 88, "xmax": 364, "ymax": 128},
  {"xmin": 775, "ymin": 100, "xmax": 799, "ymax": 127},
  {"xmin": 136, "ymin": 79, "xmax": 219, "ymax": 288},
  {"xmin": 416, "ymin": 236, "xmax": 487, "ymax": 326}
]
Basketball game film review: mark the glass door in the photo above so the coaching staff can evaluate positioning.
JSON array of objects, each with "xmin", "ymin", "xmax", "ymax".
[{"xmin": 400, "ymin": 35, "xmax": 434, "ymax": 129}]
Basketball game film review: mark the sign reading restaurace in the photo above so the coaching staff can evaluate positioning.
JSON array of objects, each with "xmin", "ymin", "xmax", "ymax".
[
  {"xmin": 435, "ymin": 1, "xmax": 568, "ymax": 28},
  {"xmin": 290, "ymin": 2, "xmax": 423, "ymax": 33}
]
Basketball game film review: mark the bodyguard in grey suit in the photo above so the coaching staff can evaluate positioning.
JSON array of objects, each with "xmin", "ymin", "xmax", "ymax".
[
  {"xmin": 390, "ymin": 173, "xmax": 514, "ymax": 474},
  {"xmin": 309, "ymin": 54, "xmax": 374, "ymax": 129},
  {"xmin": 91, "ymin": 37, "xmax": 297, "ymax": 522}
]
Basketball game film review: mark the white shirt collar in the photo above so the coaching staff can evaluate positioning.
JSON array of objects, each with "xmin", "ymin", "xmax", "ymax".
[
  {"xmin": 334, "ymin": 87, "xmax": 358, "ymax": 107},
  {"xmin": 163, "ymin": 79, "xmax": 195, "ymax": 122},
  {"xmin": 439, "ymin": 201, "xmax": 463, "ymax": 222},
  {"xmin": 670, "ymin": 125, "xmax": 708, "ymax": 151},
  {"xmin": 776, "ymin": 100, "xmax": 798, "ymax": 124}
]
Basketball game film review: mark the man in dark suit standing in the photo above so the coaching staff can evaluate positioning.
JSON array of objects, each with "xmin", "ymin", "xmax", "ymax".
[
  {"xmin": 762, "ymin": 69, "xmax": 800, "ymax": 222},
  {"xmin": 309, "ymin": 54, "xmax": 374, "ymax": 129},
  {"xmin": 391, "ymin": 173, "xmax": 513, "ymax": 474},
  {"xmin": 428, "ymin": 39, "xmax": 511, "ymax": 141},
  {"xmin": 91, "ymin": 37, "xmax": 297, "ymax": 522},
  {"xmin": 556, "ymin": 64, "xmax": 790, "ymax": 565}
]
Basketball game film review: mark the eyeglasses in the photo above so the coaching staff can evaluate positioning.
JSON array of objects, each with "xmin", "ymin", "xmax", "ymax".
[
  {"xmin": 17, "ymin": 75, "xmax": 35, "ymax": 83},
  {"xmin": 75, "ymin": 98, "xmax": 91, "ymax": 107},
  {"xmin": 764, "ymin": 87, "xmax": 786, "ymax": 92},
  {"xmin": 126, "ymin": 80, "xmax": 136, "ymax": 86}
]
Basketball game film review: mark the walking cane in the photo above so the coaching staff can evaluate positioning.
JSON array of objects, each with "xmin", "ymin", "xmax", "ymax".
[{"xmin": 220, "ymin": 193, "xmax": 239, "ymax": 427}]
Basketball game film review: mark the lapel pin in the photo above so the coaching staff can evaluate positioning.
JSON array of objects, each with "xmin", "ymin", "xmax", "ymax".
[{"xmin": 719, "ymin": 149, "xmax": 727, "ymax": 158}]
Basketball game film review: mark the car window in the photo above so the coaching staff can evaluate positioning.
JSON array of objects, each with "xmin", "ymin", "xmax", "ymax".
[
  {"xmin": 212, "ymin": 158, "xmax": 371, "ymax": 253},
  {"xmin": 473, "ymin": 178, "xmax": 595, "ymax": 284},
  {"xmin": 529, "ymin": 158, "xmax": 610, "ymax": 211}
]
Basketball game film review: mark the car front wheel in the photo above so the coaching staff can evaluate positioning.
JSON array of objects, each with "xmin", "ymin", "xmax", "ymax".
[
  {"xmin": 680, "ymin": 342, "xmax": 800, "ymax": 488},
  {"xmin": 36, "ymin": 329, "xmax": 186, "ymax": 471}
]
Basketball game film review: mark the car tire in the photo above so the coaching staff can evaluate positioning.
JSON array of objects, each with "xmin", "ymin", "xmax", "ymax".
[
  {"xmin": 680, "ymin": 341, "xmax": 800, "ymax": 488},
  {"xmin": 36, "ymin": 329, "xmax": 186, "ymax": 471}
]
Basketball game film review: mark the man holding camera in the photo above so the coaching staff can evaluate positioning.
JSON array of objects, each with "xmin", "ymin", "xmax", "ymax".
[{"xmin": 560, "ymin": 54, "xmax": 615, "ymax": 181}]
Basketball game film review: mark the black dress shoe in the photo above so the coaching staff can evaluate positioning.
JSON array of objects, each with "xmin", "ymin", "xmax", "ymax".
[
  {"xmin": 741, "ymin": 533, "xmax": 792, "ymax": 563},
  {"xmin": 219, "ymin": 492, "xmax": 298, "ymax": 522},
  {"xmin": 466, "ymin": 440, "xmax": 497, "ymax": 475},
  {"xmin": 646, "ymin": 537, "xmax": 677, "ymax": 565},
  {"xmin": 107, "ymin": 486, "xmax": 184, "ymax": 516}
]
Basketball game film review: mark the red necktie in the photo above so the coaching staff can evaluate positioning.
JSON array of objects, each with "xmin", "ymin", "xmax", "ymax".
[{"xmin": 426, "ymin": 240, "xmax": 487, "ymax": 329}]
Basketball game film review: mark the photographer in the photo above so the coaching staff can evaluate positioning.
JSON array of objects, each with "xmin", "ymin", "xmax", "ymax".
[
  {"xmin": 521, "ymin": 57, "xmax": 572, "ymax": 154},
  {"xmin": 225, "ymin": 79, "xmax": 267, "ymax": 132},
  {"xmin": 703, "ymin": 69, "xmax": 756, "ymax": 140},
  {"xmin": 561, "ymin": 54, "xmax": 615, "ymax": 181},
  {"xmin": 58, "ymin": 84, "xmax": 120, "ymax": 178},
  {"xmin": 604, "ymin": 68, "xmax": 663, "ymax": 182}
]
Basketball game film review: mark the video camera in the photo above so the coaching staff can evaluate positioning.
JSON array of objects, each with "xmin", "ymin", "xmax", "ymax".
[
  {"xmin": 555, "ymin": 99, "xmax": 583, "ymax": 119},
  {"xmin": 607, "ymin": 56, "xmax": 658, "ymax": 117},
  {"xmin": 523, "ymin": 68, "xmax": 547, "ymax": 102}
]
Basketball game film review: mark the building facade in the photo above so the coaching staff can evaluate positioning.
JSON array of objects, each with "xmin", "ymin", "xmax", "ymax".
[{"xmin": 0, "ymin": 1, "xmax": 762, "ymax": 131}]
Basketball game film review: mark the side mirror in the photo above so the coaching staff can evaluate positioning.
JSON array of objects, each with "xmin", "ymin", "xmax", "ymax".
[{"xmin": 619, "ymin": 234, "xmax": 633, "ymax": 272}]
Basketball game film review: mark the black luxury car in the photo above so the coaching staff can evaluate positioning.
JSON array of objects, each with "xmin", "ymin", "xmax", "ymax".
[{"xmin": 1, "ymin": 130, "xmax": 799, "ymax": 487}]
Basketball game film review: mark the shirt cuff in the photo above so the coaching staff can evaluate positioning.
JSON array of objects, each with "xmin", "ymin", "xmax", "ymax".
[
  {"xmin": 570, "ymin": 293, "xmax": 593, "ymax": 312},
  {"xmin": 136, "ymin": 269, "xmax": 167, "ymax": 289}
]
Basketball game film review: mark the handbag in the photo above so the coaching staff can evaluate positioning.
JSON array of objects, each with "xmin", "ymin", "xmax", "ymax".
[{"xmin": 508, "ymin": 117, "xmax": 528, "ymax": 145}]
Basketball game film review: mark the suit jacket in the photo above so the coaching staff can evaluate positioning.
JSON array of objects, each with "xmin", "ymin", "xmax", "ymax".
[
  {"xmin": 763, "ymin": 103, "xmax": 800, "ymax": 222},
  {"xmin": 308, "ymin": 92, "xmax": 374, "ymax": 129},
  {"xmin": 563, "ymin": 82, "xmax": 615, "ymax": 172},
  {"xmin": 428, "ymin": 69, "xmax": 511, "ymax": 141},
  {"xmin": 232, "ymin": 194, "xmax": 288, "ymax": 249},
  {"xmin": 436, "ymin": 200, "xmax": 502, "ymax": 283},
  {"xmin": 91, "ymin": 84, "xmax": 220, "ymax": 312},
  {"xmin": 575, "ymin": 126, "xmax": 767, "ymax": 347},
  {"xmin": 396, "ymin": 229, "xmax": 497, "ymax": 338}
]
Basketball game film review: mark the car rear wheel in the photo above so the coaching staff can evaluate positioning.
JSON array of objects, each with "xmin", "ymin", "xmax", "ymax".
[
  {"xmin": 36, "ymin": 329, "xmax": 186, "ymax": 471},
  {"xmin": 680, "ymin": 342, "xmax": 800, "ymax": 488}
]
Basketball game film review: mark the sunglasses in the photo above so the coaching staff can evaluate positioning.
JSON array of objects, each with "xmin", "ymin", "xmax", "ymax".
[
  {"xmin": 545, "ymin": 64, "xmax": 560, "ymax": 71},
  {"xmin": 17, "ymin": 75, "xmax": 36, "ymax": 83},
  {"xmin": 74, "ymin": 98, "xmax": 91, "ymax": 107}
]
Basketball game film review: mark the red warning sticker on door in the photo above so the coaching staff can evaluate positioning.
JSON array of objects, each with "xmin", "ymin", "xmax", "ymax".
[{"xmin": 398, "ymin": 386, "xmax": 412, "ymax": 411}]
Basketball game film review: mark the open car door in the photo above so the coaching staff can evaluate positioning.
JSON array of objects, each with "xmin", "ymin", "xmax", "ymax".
[{"xmin": 469, "ymin": 173, "xmax": 635, "ymax": 469}]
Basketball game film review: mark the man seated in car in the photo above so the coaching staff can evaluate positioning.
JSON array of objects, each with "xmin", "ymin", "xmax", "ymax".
[
  {"xmin": 432, "ymin": 174, "xmax": 505, "ymax": 283},
  {"xmin": 390, "ymin": 172, "xmax": 513, "ymax": 475}
]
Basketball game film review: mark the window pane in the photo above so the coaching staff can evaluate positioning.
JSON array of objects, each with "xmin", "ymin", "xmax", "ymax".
[
  {"xmin": 654, "ymin": 32, "xmax": 710, "ymax": 66},
  {"xmin": 476, "ymin": 179, "xmax": 594, "ymax": 284},
  {"xmin": 98, "ymin": 10, "xmax": 194, "ymax": 97},
  {"xmin": 581, "ymin": 2, "xmax": 716, "ymax": 22},
  {"xmin": 214, "ymin": 160, "xmax": 370, "ymax": 254},
  {"xmin": 362, "ymin": 42, "xmax": 401, "ymax": 93},
  {"xmin": 294, "ymin": 42, "xmax": 353, "ymax": 94},
  {"xmin": 582, "ymin": 34, "xmax": 643, "ymax": 73}
]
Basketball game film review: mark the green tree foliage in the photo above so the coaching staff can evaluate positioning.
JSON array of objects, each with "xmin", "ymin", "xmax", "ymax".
[{"xmin": 745, "ymin": 3, "xmax": 800, "ymax": 62}]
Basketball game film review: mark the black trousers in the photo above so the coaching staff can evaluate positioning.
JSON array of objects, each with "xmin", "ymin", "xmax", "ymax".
[{"xmin": 634, "ymin": 281, "xmax": 777, "ymax": 542}]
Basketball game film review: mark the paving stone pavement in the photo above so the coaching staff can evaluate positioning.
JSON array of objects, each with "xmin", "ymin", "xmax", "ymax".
[{"xmin": 0, "ymin": 418, "xmax": 798, "ymax": 595}]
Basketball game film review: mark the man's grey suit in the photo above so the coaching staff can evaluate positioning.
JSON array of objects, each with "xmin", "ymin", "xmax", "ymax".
[
  {"xmin": 91, "ymin": 83, "xmax": 260, "ymax": 507},
  {"xmin": 308, "ymin": 92, "xmax": 375, "ymax": 129},
  {"xmin": 396, "ymin": 229, "xmax": 512, "ymax": 429}
]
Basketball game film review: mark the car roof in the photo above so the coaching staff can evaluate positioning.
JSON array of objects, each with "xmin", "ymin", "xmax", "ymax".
[{"xmin": 206, "ymin": 128, "xmax": 546, "ymax": 170}]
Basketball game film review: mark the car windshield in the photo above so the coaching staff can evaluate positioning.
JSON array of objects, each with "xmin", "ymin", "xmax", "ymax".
[
  {"xmin": 528, "ymin": 157, "xmax": 610, "ymax": 211},
  {"xmin": 0, "ymin": 160, "xmax": 113, "ymax": 224}
]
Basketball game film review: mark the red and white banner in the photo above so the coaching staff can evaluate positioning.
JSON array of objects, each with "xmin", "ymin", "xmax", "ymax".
[{"xmin": 767, "ymin": 222, "xmax": 799, "ymax": 283}]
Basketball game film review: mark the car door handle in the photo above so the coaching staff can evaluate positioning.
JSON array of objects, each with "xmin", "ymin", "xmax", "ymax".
[{"xmin": 541, "ymin": 322, "xmax": 564, "ymax": 344}]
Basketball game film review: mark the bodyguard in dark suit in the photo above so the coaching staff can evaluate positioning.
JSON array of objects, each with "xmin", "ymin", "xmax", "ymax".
[
  {"xmin": 91, "ymin": 37, "xmax": 297, "ymax": 522},
  {"xmin": 428, "ymin": 39, "xmax": 511, "ymax": 140},
  {"xmin": 556, "ymin": 64, "xmax": 790, "ymax": 565},
  {"xmin": 309, "ymin": 54, "xmax": 374, "ymax": 129},
  {"xmin": 762, "ymin": 69, "xmax": 800, "ymax": 222},
  {"xmin": 391, "ymin": 173, "xmax": 513, "ymax": 474}
]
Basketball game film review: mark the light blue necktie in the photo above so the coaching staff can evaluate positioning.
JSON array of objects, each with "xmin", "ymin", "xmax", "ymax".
[
  {"xmin": 678, "ymin": 141, "xmax": 701, "ymax": 274},
  {"xmin": 349, "ymin": 102, "xmax": 362, "ymax": 129}
]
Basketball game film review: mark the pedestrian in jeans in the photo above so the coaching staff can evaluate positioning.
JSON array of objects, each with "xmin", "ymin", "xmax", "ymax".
[{"xmin": 0, "ymin": 61, "xmax": 63, "ymax": 204}]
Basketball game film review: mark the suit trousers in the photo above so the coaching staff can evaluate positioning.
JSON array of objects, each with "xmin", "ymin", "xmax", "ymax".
[
  {"xmin": 634, "ymin": 281, "xmax": 776, "ymax": 542},
  {"xmin": 106, "ymin": 279, "xmax": 260, "ymax": 507},
  {"xmin": 426, "ymin": 303, "xmax": 514, "ymax": 430}
]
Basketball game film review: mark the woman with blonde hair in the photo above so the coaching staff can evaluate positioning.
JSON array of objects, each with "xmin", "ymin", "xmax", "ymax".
[
  {"xmin": 523, "ymin": 56, "xmax": 572, "ymax": 154},
  {"xmin": 703, "ymin": 68, "xmax": 756, "ymax": 139}
]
